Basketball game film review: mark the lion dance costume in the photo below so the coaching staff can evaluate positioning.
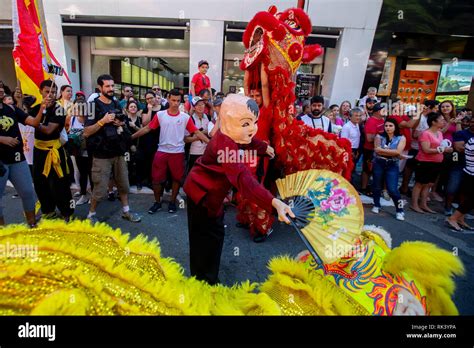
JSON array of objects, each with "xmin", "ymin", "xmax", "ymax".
[
  {"xmin": 0, "ymin": 219, "xmax": 463, "ymax": 315},
  {"xmin": 236, "ymin": 6, "xmax": 354, "ymax": 236},
  {"xmin": 0, "ymin": 6, "xmax": 464, "ymax": 316}
]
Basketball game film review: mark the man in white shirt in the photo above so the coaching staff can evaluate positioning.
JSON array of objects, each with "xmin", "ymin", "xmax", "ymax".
[
  {"xmin": 298, "ymin": 95, "xmax": 332, "ymax": 133},
  {"xmin": 131, "ymin": 89, "xmax": 209, "ymax": 214}
]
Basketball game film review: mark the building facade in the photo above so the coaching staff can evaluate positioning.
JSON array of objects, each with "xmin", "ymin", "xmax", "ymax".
[{"xmin": 1, "ymin": 0, "xmax": 383, "ymax": 105}]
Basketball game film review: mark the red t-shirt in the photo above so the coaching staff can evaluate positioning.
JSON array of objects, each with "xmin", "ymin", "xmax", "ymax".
[
  {"xmin": 183, "ymin": 130, "xmax": 273, "ymax": 218},
  {"xmin": 364, "ymin": 116, "xmax": 385, "ymax": 150},
  {"xmin": 416, "ymin": 130, "xmax": 443, "ymax": 163},
  {"xmin": 191, "ymin": 72, "xmax": 211, "ymax": 96},
  {"xmin": 392, "ymin": 114, "xmax": 412, "ymax": 151}
]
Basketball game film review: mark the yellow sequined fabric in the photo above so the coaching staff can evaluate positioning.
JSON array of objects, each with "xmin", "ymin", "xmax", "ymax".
[{"xmin": 0, "ymin": 220, "xmax": 464, "ymax": 315}]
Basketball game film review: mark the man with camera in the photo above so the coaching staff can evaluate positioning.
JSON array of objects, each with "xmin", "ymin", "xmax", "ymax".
[{"xmin": 84, "ymin": 74, "xmax": 140, "ymax": 224}]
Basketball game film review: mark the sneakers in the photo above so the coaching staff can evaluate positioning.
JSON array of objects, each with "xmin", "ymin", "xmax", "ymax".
[
  {"xmin": 396, "ymin": 212, "xmax": 405, "ymax": 221},
  {"xmin": 76, "ymin": 195, "xmax": 89, "ymax": 206},
  {"xmin": 148, "ymin": 202, "xmax": 162, "ymax": 214},
  {"xmin": 371, "ymin": 206, "xmax": 380, "ymax": 214},
  {"xmin": 122, "ymin": 211, "xmax": 141, "ymax": 223},
  {"xmin": 168, "ymin": 202, "xmax": 177, "ymax": 214},
  {"xmin": 382, "ymin": 190, "xmax": 390, "ymax": 201}
]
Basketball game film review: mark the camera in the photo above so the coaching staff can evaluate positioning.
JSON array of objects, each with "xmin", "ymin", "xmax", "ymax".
[{"xmin": 112, "ymin": 109, "xmax": 126, "ymax": 122}]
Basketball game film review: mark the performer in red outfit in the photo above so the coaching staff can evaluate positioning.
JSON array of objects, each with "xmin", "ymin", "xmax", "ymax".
[{"xmin": 184, "ymin": 94, "xmax": 294, "ymax": 285}]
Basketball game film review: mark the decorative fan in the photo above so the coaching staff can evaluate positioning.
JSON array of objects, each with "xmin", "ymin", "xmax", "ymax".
[{"xmin": 276, "ymin": 169, "xmax": 364, "ymax": 265}]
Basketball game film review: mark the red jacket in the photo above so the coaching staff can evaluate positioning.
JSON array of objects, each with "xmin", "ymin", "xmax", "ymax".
[{"xmin": 184, "ymin": 130, "xmax": 274, "ymax": 217}]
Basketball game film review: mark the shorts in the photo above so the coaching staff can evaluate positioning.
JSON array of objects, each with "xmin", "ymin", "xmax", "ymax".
[
  {"xmin": 91, "ymin": 156, "xmax": 129, "ymax": 201},
  {"xmin": 415, "ymin": 161, "xmax": 441, "ymax": 184},
  {"xmin": 152, "ymin": 151, "xmax": 185, "ymax": 184},
  {"xmin": 406, "ymin": 148, "xmax": 419, "ymax": 170},
  {"xmin": 362, "ymin": 148, "xmax": 374, "ymax": 173}
]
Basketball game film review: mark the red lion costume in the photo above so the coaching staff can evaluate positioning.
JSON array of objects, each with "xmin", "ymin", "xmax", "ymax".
[{"xmin": 236, "ymin": 6, "xmax": 354, "ymax": 237}]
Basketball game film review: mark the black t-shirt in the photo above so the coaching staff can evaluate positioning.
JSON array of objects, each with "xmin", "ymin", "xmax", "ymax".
[
  {"xmin": 0, "ymin": 103, "xmax": 29, "ymax": 164},
  {"xmin": 30, "ymin": 103, "xmax": 66, "ymax": 141},
  {"xmin": 138, "ymin": 108, "xmax": 160, "ymax": 152},
  {"xmin": 85, "ymin": 97, "xmax": 130, "ymax": 158}
]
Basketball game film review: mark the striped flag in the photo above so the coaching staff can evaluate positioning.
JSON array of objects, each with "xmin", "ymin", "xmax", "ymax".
[{"xmin": 12, "ymin": 0, "xmax": 70, "ymax": 105}]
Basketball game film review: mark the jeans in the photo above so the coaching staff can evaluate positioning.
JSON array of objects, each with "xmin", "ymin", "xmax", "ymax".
[
  {"xmin": 0, "ymin": 160, "xmax": 36, "ymax": 217},
  {"xmin": 446, "ymin": 165, "xmax": 464, "ymax": 196},
  {"xmin": 372, "ymin": 158, "xmax": 403, "ymax": 212}
]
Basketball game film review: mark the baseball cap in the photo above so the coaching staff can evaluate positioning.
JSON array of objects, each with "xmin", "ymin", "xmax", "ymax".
[
  {"xmin": 198, "ymin": 60, "xmax": 209, "ymax": 67},
  {"xmin": 213, "ymin": 97, "xmax": 223, "ymax": 106},
  {"xmin": 405, "ymin": 105, "xmax": 417, "ymax": 114},
  {"xmin": 366, "ymin": 98, "xmax": 377, "ymax": 104},
  {"xmin": 373, "ymin": 103, "xmax": 385, "ymax": 112},
  {"xmin": 192, "ymin": 96, "xmax": 204, "ymax": 107},
  {"xmin": 75, "ymin": 91, "xmax": 86, "ymax": 97}
]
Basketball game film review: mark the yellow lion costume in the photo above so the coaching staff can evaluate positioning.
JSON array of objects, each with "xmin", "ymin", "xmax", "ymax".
[{"xmin": 0, "ymin": 218, "xmax": 463, "ymax": 315}]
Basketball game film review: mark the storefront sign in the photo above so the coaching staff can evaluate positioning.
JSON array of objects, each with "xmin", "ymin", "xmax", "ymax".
[
  {"xmin": 296, "ymin": 74, "xmax": 319, "ymax": 98},
  {"xmin": 397, "ymin": 70, "xmax": 439, "ymax": 103}
]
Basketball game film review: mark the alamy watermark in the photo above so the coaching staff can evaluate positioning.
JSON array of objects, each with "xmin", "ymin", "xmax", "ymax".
[
  {"xmin": 217, "ymin": 148, "xmax": 258, "ymax": 167},
  {"xmin": 0, "ymin": 242, "xmax": 39, "ymax": 261}
]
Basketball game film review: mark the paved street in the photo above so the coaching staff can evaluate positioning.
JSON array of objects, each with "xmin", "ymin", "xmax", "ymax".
[{"xmin": 2, "ymin": 185, "xmax": 473, "ymax": 315}]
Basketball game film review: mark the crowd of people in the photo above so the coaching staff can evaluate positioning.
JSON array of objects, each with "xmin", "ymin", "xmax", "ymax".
[
  {"xmin": 1, "ymin": 65, "xmax": 474, "ymax": 237},
  {"xmin": 295, "ymin": 86, "xmax": 473, "ymax": 231}
]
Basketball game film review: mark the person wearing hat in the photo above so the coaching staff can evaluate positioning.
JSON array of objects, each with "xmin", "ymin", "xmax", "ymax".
[
  {"xmin": 184, "ymin": 96, "xmax": 211, "ymax": 173},
  {"xmin": 208, "ymin": 97, "xmax": 223, "ymax": 138},
  {"xmin": 191, "ymin": 60, "xmax": 212, "ymax": 98},
  {"xmin": 363, "ymin": 97, "xmax": 377, "ymax": 121},
  {"xmin": 390, "ymin": 101, "xmax": 422, "ymax": 173},
  {"xmin": 74, "ymin": 91, "xmax": 86, "ymax": 103},
  {"xmin": 360, "ymin": 102, "xmax": 386, "ymax": 196}
]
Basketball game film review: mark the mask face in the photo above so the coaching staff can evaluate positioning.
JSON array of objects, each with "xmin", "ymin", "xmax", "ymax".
[{"xmin": 219, "ymin": 94, "xmax": 259, "ymax": 144}]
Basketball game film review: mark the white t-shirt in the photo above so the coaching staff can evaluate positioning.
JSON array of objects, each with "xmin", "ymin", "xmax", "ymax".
[
  {"xmin": 411, "ymin": 114, "xmax": 429, "ymax": 150},
  {"xmin": 300, "ymin": 115, "xmax": 332, "ymax": 132},
  {"xmin": 148, "ymin": 110, "xmax": 197, "ymax": 153},
  {"xmin": 186, "ymin": 113, "xmax": 210, "ymax": 155},
  {"xmin": 340, "ymin": 121, "xmax": 361, "ymax": 149}
]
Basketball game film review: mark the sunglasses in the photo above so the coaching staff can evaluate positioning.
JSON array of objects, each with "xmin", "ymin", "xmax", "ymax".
[{"xmin": 152, "ymin": 88, "xmax": 160, "ymax": 91}]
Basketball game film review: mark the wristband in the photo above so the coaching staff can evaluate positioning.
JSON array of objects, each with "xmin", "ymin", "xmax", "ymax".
[{"xmin": 97, "ymin": 120, "xmax": 104, "ymax": 127}]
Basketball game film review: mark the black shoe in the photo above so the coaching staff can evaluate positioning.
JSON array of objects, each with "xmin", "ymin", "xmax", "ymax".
[
  {"xmin": 236, "ymin": 222, "xmax": 250, "ymax": 229},
  {"xmin": 108, "ymin": 191, "xmax": 116, "ymax": 201},
  {"xmin": 148, "ymin": 202, "xmax": 162, "ymax": 214},
  {"xmin": 253, "ymin": 228, "xmax": 273, "ymax": 243},
  {"xmin": 168, "ymin": 202, "xmax": 177, "ymax": 213}
]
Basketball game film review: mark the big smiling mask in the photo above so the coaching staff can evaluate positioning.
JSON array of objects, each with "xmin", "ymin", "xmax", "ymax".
[{"xmin": 219, "ymin": 94, "xmax": 260, "ymax": 144}]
